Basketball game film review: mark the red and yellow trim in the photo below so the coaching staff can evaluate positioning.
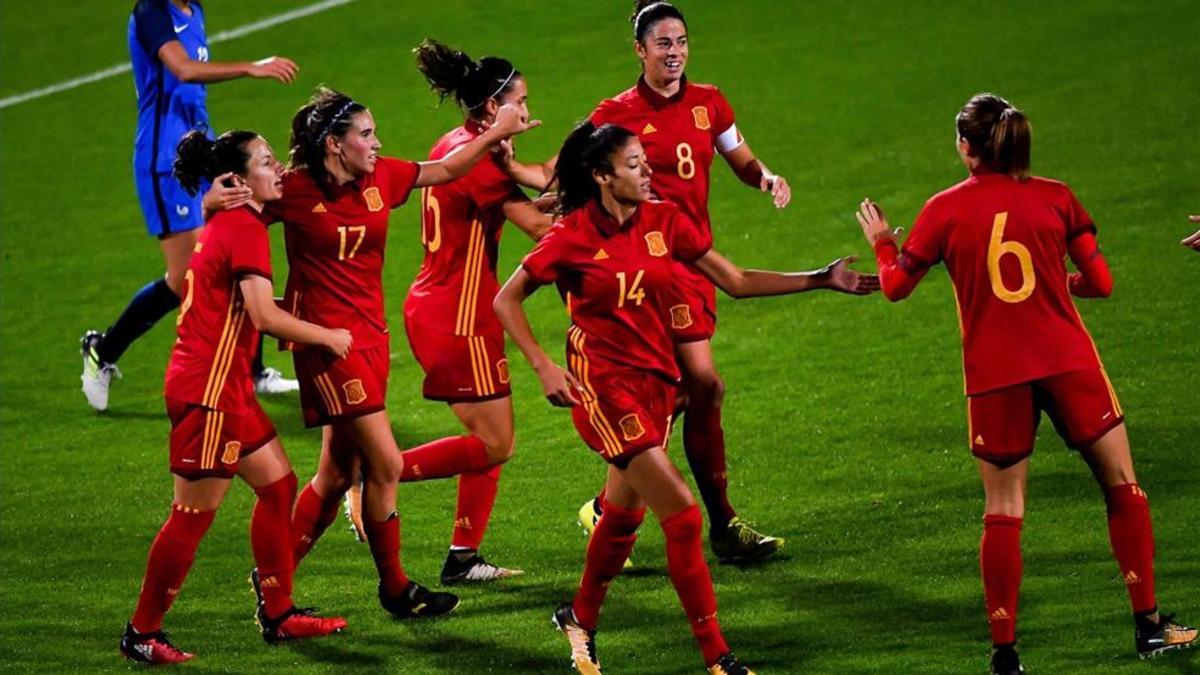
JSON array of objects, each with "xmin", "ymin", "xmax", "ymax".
[
  {"xmin": 455, "ymin": 219, "xmax": 486, "ymax": 336},
  {"xmin": 200, "ymin": 409, "xmax": 225, "ymax": 470},
  {"xmin": 202, "ymin": 287, "xmax": 247, "ymax": 408},
  {"xmin": 567, "ymin": 327, "xmax": 624, "ymax": 458},
  {"xmin": 468, "ymin": 335, "xmax": 496, "ymax": 396},
  {"xmin": 313, "ymin": 373, "xmax": 344, "ymax": 416}
]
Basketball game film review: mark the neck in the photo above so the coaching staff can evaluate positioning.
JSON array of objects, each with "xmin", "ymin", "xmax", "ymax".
[
  {"xmin": 323, "ymin": 155, "xmax": 356, "ymax": 185},
  {"xmin": 170, "ymin": 0, "xmax": 191, "ymax": 12},
  {"xmin": 598, "ymin": 191, "xmax": 637, "ymax": 225},
  {"xmin": 247, "ymin": 199, "xmax": 265, "ymax": 213},
  {"xmin": 643, "ymin": 71, "xmax": 681, "ymax": 98}
]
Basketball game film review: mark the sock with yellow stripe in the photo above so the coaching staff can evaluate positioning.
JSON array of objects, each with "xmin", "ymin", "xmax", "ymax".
[{"xmin": 130, "ymin": 505, "xmax": 216, "ymax": 633}]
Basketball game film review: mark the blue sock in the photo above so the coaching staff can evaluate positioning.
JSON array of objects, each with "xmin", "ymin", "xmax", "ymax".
[{"xmin": 98, "ymin": 279, "xmax": 180, "ymax": 365}]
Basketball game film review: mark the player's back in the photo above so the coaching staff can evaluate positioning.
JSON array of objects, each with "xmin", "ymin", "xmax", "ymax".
[{"xmin": 921, "ymin": 173, "xmax": 1100, "ymax": 393}]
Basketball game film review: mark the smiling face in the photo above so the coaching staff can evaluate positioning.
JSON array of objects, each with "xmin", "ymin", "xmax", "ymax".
[
  {"xmin": 327, "ymin": 110, "xmax": 381, "ymax": 177},
  {"xmin": 241, "ymin": 137, "xmax": 284, "ymax": 204},
  {"xmin": 635, "ymin": 17, "xmax": 688, "ymax": 87},
  {"xmin": 596, "ymin": 137, "xmax": 653, "ymax": 206}
]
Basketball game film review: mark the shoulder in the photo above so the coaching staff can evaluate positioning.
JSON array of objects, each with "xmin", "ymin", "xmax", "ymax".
[
  {"xmin": 642, "ymin": 199, "xmax": 679, "ymax": 220},
  {"xmin": 1026, "ymin": 175, "xmax": 1073, "ymax": 198},
  {"xmin": 132, "ymin": 0, "xmax": 170, "ymax": 19},
  {"xmin": 592, "ymin": 87, "xmax": 639, "ymax": 118},
  {"xmin": 429, "ymin": 126, "xmax": 470, "ymax": 161}
]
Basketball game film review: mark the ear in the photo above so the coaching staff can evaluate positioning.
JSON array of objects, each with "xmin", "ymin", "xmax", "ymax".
[
  {"xmin": 633, "ymin": 39, "xmax": 646, "ymax": 60},
  {"xmin": 323, "ymin": 133, "xmax": 341, "ymax": 156},
  {"xmin": 483, "ymin": 97, "xmax": 500, "ymax": 120},
  {"xmin": 956, "ymin": 136, "xmax": 972, "ymax": 157},
  {"xmin": 592, "ymin": 168, "xmax": 609, "ymax": 186}
]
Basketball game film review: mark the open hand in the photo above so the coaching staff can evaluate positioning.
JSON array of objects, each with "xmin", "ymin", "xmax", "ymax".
[
  {"xmin": 1183, "ymin": 215, "xmax": 1200, "ymax": 251},
  {"xmin": 819, "ymin": 255, "xmax": 881, "ymax": 295},
  {"xmin": 536, "ymin": 361, "xmax": 582, "ymax": 407},
  {"xmin": 856, "ymin": 198, "xmax": 903, "ymax": 246},
  {"xmin": 202, "ymin": 173, "xmax": 253, "ymax": 214},
  {"xmin": 249, "ymin": 56, "xmax": 298, "ymax": 84},
  {"xmin": 761, "ymin": 174, "xmax": 791, "ymax": 208}
]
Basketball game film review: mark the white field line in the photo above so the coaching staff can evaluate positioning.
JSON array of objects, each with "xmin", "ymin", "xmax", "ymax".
[{"xmin": 0, "ymin": 0, "xmax": 356, "ymax": 110}]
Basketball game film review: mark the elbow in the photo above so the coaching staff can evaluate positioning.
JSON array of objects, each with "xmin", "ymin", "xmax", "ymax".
[
  {"xmin": 880, "ymin": 282, "xmax": 909, "ymax": 302},
  {"xmin": 1095, "ymin": 277, "xmax": 1113, "ymax": 298}
]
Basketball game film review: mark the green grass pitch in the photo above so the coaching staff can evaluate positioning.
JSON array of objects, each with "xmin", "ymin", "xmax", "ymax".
[{"xmin": 1, "ymin": 1, "xmax": 1197, "ymax": 672}]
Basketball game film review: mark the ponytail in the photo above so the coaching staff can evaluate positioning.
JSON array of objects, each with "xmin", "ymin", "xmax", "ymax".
[
  {"xmin": 288, "ymin": 86, "xmax": 366, "ymax": 194},
  {"xmin": 173, "ymin": 129, "xmax": 259, "ymax": 196},
  {"xmin": 552, "ymin": 122, "xmax": 638, "ymax": 215},
  {"xmin": 414, "ymin": 38, "xmax": 520, "ymax": 116},
  {"xmin": 956, "ymin": 93, "xmax": 1032, "ymax": 180}
]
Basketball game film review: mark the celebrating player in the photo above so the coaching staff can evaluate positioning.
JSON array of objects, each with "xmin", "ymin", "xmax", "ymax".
[
  {"xmin": 506, "ymin": 0, "xmax": 795, "ymax": 560},
  {"xmin": 494, "ymin": 123, "xmax": 876, "ymax": 675},
  {"xmin": 269, "ymin": 87, "xmax": 538, "ymax": 618},
  {"xmin": 399, "ymin": 39, "xmax": 554, "ymax": 584},
  {"xmin": 120, "ymin": 130, "xmax": 350, "ymax": 664},
  {"xmin": 1183, "ymin": 214, "xmax": 1200, "ymax": 250},
  {"xmin": 81, "ymin": 0, "xmax": 300, "ymax": 412},
  {"xmin": 855, "ymin": 93, "xmax": 1197, "ymax": 674}
]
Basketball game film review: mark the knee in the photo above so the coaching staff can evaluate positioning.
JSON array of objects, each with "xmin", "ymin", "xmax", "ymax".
[
  {"xmin": 687, "ymin": 373, "xmax": 725, "ymax": 408},
  {"xmin": 367, "ymin": 456, "xmax": 403, "ymax": 485},
  {"xmin": 983, "ymin": 495, "xmax": 1025, "ymax": 519},
  {"xmin": 659, "ymin": 503, "xmax": 703, "ymax": 541},
  {"xmin": 484, "ymin": 433, "xmax": 515, "ymax": 465},
  {"xmin": 314, "ymin": 468, "xmax": 353, "ymax": 498}
]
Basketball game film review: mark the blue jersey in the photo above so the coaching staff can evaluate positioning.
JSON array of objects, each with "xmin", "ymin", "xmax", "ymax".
[{"xmin": 129, "ymin": 0, "xmax": 210, "ymax": 175}]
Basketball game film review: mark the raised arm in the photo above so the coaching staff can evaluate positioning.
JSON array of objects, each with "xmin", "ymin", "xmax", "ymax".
[
  {"xmin": 239, "ymin": 276, "xmax": 351, "ymax": 357},
  {"xmin": 692, "ymin": 249, "xmax": 878, "ymax": 299},
  {"xmin": 493, "ymin": 267, "xmax": 581, "ymax": 406},
  {"xmin": 158, "ymin": 42, "xmax": 298, "ymax": 84},
  {"xmin": 856, "ymin": 199, "xmax": 927, "ymax": 301},
  {"xmin": 415, "ymin": 105, "xmax": 542, "ymax": 188},
  {"xmin": 720, "ymin": 139, "xmax": 790, "ymax": 209}
]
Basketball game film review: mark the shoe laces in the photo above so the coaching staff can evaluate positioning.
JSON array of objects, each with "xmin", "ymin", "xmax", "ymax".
[
  {"xmin": 101, "ymin": 363, "xmax": 123, "ymax": 380},
  {"xmin": 730, "ymin": 519, "xmax": 764, "ymax": 545}
]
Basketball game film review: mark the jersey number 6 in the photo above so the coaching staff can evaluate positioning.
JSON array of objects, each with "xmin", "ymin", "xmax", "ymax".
[{"xmin": 987, "ymin": 211, "xmax": 1036, "ymax": 303}]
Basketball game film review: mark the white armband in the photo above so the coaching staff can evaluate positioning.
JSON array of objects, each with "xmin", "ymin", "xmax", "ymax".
[{"xmin": 715, "ymin": 123, "xmax": 744, "ymax": 153}]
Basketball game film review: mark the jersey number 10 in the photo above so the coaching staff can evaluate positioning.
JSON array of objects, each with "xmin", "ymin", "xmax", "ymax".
[{"xmin": 987, "ymin": 211, "xmax": 1036, "ymax": 303}]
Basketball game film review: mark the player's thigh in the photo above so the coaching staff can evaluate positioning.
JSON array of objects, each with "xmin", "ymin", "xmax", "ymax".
[
  {"xmin": 619, "ymin": 446, "xmax": 696, "ymax": 519},
  {"xmin": 450, "ymin": 396, "xmax": 515, "ymax": 461},
  {"xmin": 172, "ymin": 474, "xmax": 232, "ymax": 512},
  {"xmin": 1079, "ymin": 423, "xmax": 1137, "ymax": 488},
  {"xmin": 238, "ymin": 437, "xmax": 294, "ymax": 489},
  {"xmin": 976, "ymin": 456, "xmax": 1030, "ymax": 518},
  {"xmin": 343, "ymin": 411, "xmax": 403, "ymax": 483},
  {"xmin": 312, "ymin": 424, "xmax": 360, "ymax": 495}
]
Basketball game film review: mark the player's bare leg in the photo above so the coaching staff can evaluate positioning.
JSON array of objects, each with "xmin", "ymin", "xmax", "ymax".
[
  {"xmin": 294, "ymin": 426, "xmax": 359, "ymax": 566},
  {"xmin": 440, "ymin": 397, "xmax": 523, "ymax": 583},
  {"xmin": 977, "ymin": 457, "xmax": 1028, "ymax": 675},
  {"xmin": 240, "ymin": 440, "xmax": 346, "ymax": 642},
  {"xmin": 676, "ymin": 339, "xmax": 781, "ymax": 562},
  {"xmin": 1079, "ymin": 424, "xmax": 1196, "ymax": 658}
]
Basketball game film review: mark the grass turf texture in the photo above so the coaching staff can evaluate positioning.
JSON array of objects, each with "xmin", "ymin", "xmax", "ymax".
[{"xmin": 1, "ymin": 0, "xmax": 1198, "ymax": 672}]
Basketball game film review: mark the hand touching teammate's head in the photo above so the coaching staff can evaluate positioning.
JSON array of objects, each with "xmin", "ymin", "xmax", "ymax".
[
  {"xmin": 415, "ymin": 39, "xmax": 526, "ymax": 124},
  {"xmin": 956, "ymin": 93, "xmax": 1032, "ymax": 180}
]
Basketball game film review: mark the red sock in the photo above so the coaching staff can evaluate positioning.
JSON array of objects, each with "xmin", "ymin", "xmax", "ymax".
[
  {"xmin": 130, "ymin": 505, "xmax": 216, "ymax": 633},
  {"xmin": 452, "ymin": 464, "xmax": 502, "ymax": 550},
  {"xmin": 1105, "ymin": 483, "xmax": 1157, "ymax": 613},
  {"xmin": 251, "ymin": 473, "xmax": 297, "ymax": 618},
  {"xmin": 399, "ymin": 435, "xmax": 490, "ymax": 482},
  {"xmin": 363, "ymin": 512, "xmax": 410, "ymax": 596},
  {"xmin": 661, "ymin": 504, "xmax": 729, "ymax": 666},
  {"xmin": 981, "ymin": 514, "xmax": 1023, "ymax": 645},
  {"xmin": 291, "ymin": 482, "xmax": 343, "ymax": 566},
  {"xmin": 682, "ymin": 405, "xmax": 736, "ymax": 530},
  {"xmin": 572, "ymin": 499, "xmax": 645, "ymax": 631}
]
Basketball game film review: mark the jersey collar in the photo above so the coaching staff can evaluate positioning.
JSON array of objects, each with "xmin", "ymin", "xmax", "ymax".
[
  {"xmin": 636, "ymin": 75, "xmax": 688, "ymax": 109},
  {"xmin": 586, "ymin": 200, "xmax": 640, "ymax": 238}
]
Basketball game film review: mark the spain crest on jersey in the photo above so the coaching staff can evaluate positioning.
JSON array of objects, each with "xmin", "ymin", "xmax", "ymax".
[
  {"xmin": 670, "ymin": 304, "xmax": 694, "ymax": 330},
  {"xmin": 221, "ymin": 441, "xmax": 242, "ymax": 465},
  {"xmin": 363, "ymin": 187, "xmax": 384, "ymax": 212},
  {"xmin": 645, "ymin": 231, "xmax": 668, "ymax": 257},
  {"xmin": 343, "ymin": 378, "xmax": 367, "ymax": 405},
  {"xmin": 619, "ymin": 413, "xmax": 646, "ymax": 442},
  {"xmin": 691, "ymin": 106, "xmax": 711, "ymax": 130},
  {"xmin": 496, "ymin": 359, "xmax": 511, "ymax": 384}
]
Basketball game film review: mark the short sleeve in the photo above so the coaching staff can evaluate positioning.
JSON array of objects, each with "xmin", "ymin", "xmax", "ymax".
[
  {"xmin": 669, "ymin": 210, "xmax": 712, "ymax": 263},
  {"xmin": 465, "ymin": 156, "xmax": 524, "ymax": 212},
  {"xmin": 521, "ymin": 225, "xmax": 570, "ymax": 284},
  {"xmin": 132, "ymin": 0, "xmax": 179, "ymax": 58},
  {"xmin": 900, "ymin": 197, "xmax": 950, "ymax": 271},
  {"xmin": 379, "ymin": 157, "xmax": 421, "ymax": 208},
  {"xmin": 1062, "ymin": 186, "xmax": 1097, "ymax": 240},
  {"xmin": 588, "ymin": 100, "xmax": 613, "ymax": 126},
  {"xmin": 710, "ymin": 89, "xmax": 737, "ymax": 139},
  {"xmin": 231, "ymin": 221, "xmax": 272, "ymax": 280}
]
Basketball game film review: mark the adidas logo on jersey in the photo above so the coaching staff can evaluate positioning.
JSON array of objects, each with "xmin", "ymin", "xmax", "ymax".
[
  {"xmin": 594, "ymin": 248, "xmax": 609, "ymax": 260},
  {"xmin": 974, "ymin": 434, "xmax": 985, "ymax": 446},
  {"xmin": 312, "ymin": 203, "xmax": 327, "ymax": 213},
  {"xmin": 642, "ymin": 123, "xmax": 657, "ymax": 134}
]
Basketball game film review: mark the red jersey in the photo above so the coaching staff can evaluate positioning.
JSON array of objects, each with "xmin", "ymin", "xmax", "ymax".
[
  {"xmin": 164, "ymin": 206, "xmax": 272, "ymax": 413},
  {"xmin": 405, "ymin": 121, "xmax": 524, "ymax": 335},
  {"xmin": 898, "ymin": 172, "xmax": 1101, "ymax": 395},
  {"xmin": 521, "ymin": 200, "xmax": 712, "ymax": 382},
  {"xmin": 272, "ymin": 158, "xmax": 420, "ymax": 350}
]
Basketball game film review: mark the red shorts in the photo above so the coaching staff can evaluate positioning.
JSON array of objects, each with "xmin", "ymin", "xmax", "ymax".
[
  {"xmin": 166, "ymin": 397, "xmax": 276, "ymax": 480},
  {"xmin": 570, "ymin": 363, "xmax": 680, "ymax": 468},
  {"xmin": 670, "ymin": 263, "xmax": 717, "ymax": 343},
  {"xmin": 404, "ymin": 319, "xmax": 511, "ymax": 403},
  {"xmin": 293, "ymin": 344, "xmax": 389, "ymax": 428},
  {"xmin": 967, "ymin": 367, "xmax": 1124, "ymax": 467}
]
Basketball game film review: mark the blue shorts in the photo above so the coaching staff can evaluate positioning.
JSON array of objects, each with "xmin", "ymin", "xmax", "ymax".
[{"xmin": 135, "ymin": 170, "xmax": 204, "ymax": 238}]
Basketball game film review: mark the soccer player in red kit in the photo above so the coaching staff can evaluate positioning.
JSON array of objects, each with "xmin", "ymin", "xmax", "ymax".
[
  {"xmin": 495, "ymin": 123, "xmax": 876, "ymax": 675},
  {"xmin": 506, "ymin": 0, "xmax": 794, "ymax": 561},
  {"xmin": 401, "ymin": 40, "xmax": 554, "ymax": 584},
  {"xmin": 268, "ymin": 87, "xmax": 538, "ymax": 619},
  {"xmin": 855, "ymin": 93, "xmax": 1196, "ymax": 674},
  {"xmin": 120, "ymin": 130, "xmax": 352, "ymax": 664}
]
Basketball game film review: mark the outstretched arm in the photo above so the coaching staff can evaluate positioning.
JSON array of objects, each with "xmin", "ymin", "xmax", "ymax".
[
  {"xmin": 493, "ymin": 267, "xmax": 582, "ymax": 406},
  {"xmin": 720, "ymin": 140, "xmax": 790, "ymax": 209},
  {"xmin": 416, "ymin": 105, "xmax": 542, "ymax": 187},
  {"xmin": 693, "ymin": 249, "xmax": 878, "ymax": 298},
  {"xmin": 856, "ymin": 199, "xmax": 927, "ymax": 301},
  {"xmin": 239, "ymin": 276, "xmax": 352, "ymax": 357},
  {"xmin": 159, "ymin": 42, "xmax": 298, "ymax": 84}
]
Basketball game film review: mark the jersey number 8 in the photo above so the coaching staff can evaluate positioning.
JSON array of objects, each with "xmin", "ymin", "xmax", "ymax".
[
  {"xmin": 676, "ymin": 143, "xmax": 695, "ymax": 180},
  {"xmin": 987, "ymin": 211, "xmax": 1036, "ymax": 303}
]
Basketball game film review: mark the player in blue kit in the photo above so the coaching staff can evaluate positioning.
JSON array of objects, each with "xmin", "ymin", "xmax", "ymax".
[{"xmin": 80, "ymin": 0, "xmax": 299, "ymax": 411}]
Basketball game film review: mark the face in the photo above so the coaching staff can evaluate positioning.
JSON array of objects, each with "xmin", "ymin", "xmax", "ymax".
[
  {"xmin": 240, "ymin": 137, "xmax": 284, "ymax": 203},
  {"xmin": 635, "ymin": 18, "xmax": 688, "ymax": 85},
  {"xmin": 485, "ymin": 76, "xmax": 529, "ymax": 124},
  {"xmin": 327, "ymin": 110, "xmax": 381, "ymax": 176},
  {"xmin": 597, "ymin": 138, "xmax": 653, "ymax": 205}
]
